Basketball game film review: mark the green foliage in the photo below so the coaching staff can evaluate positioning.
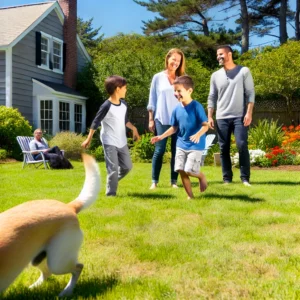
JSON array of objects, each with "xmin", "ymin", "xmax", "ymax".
[
  {"xmin": 243, "ymin": 42, "xmax": 300, "ymax": 115},
  {"xmin": 49, "ymin": 131, "xmax": 86, "ymax": 160},
  {"xmin": 249, "ymin": 119, "xmax": 284, "ymax": 151},
  {"xmin": 0, "ymin": 149, "xmax": 7, "ymax": 160},
  {"xmin": 0, "ymin": 106, "xmax": 32, "ymax": 159},
  {"xmin": 77, "ymin": 17, "xmax": 103, "ymax": 50},
  {"xmin": 130, "ymin": 133, "xmax": 155, "ymax": 162},
  {"xmin": 92, "ymin": 145, "xmax": 105, "ymax": 162}
]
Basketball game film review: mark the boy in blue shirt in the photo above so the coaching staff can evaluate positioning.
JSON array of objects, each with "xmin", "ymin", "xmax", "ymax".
[{"xmin": 151, "ymin": 75, "xmax": 208, "ymax": 199}]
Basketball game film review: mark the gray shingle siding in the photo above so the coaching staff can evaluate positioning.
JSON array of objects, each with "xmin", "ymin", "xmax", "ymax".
[
  {"xmin": 12, "ymin": 10, "xmax": 63, "ymax": 123},
  {"xmin": 0, "ymin": 51, "xmax": 5, "ymax": 106},
  {"xmin": 77, "ymin": 43, "xmax": 88, "ymax": 72}
]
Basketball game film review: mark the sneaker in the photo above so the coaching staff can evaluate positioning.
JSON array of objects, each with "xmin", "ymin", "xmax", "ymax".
[
  {"xmin": 223, "ymin": 180, "xmax": 231, "ymax": 185},
  {"xmin": 243, "ymin": 181, "xmax": 251, "ymax": 187},
  {"xmin": 171, "ymin": 184, "xmax": 178, "ymax": 188}
]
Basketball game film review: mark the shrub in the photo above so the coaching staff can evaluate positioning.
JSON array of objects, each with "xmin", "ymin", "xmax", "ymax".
[
  {"xmin": 232, "ymin": 149, "xmax": 265, "ymax": 166},
  {"xmin": 131, "ymin": 133, "xmax": 155, "ymax": 163},
  {"xmin": 249, "ymin": 119, "xmax": 284, "ymax": 151},
  {"xmin": 49, "ymin": 131, "xmax": 85, "ymax": 160},
  {"xmin": 0, "ymin": 107, "xmax": 32, "ymax": 159},
  {"xmin": 0, "ymin": 149, "xmax": 7, "ymax": 160},
  {"xmin": 92, "ymin": 145, "xmax": 105, "ymax": 162}
]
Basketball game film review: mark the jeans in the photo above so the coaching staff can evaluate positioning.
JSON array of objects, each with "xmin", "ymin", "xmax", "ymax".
[
  {"xmin": 152, "ymin": 120, "xmax": 178, "ymax": 184},
  {"xmin": 216, "ymin": 118, "xmax": 250, "ymax": 182}
]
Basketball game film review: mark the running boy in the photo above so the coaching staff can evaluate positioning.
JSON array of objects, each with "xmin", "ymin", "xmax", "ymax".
[
  {"xmin": 82, "ymin": 75, "xmax": 140, "ymax": 196},
  {"xmin": 151, "ymin": 75, "xmax": 208, "ymax": 199}
]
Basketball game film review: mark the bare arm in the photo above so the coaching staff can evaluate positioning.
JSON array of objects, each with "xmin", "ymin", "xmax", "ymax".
[
  {"xmin": 126, "ymin": 122, "xmax": 140, "ymax": 140},
  {"xmin": 148, "ymin": 110, "xmax": 155, "ymax": 133},
  {"xmin": 189, "ymin": 122, "xmax": 209, "ymax": 144},
  {"xmin": 151, "ymin": 126, "xmax": 178, "ymax": 144},
  {"xmin": 207, "ymin": 108, "xmax": 215, "ymax": 129},
  {"xmin": 243, "ymin": 102, "xmax": 254, "ymax": 127},
  {"xmin": 81, "ymin": 129, "xmax": 96, "ymax": 149}
]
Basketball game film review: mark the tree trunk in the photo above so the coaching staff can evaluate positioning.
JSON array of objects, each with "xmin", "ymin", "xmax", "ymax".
[
  {"xmin": 239, "ymin": 0, "xmax": 249, "ymax": 53},
  {"xmin": 296, "ymin": 0, "xmax": 300, "ymax": 40},
  {"xmin": 202, "ymin": 18, "xmax": 210, "ymax": 37},
  {"xmin": 279, "ymin": 0, "xmax": 288, "ymax": 44}
]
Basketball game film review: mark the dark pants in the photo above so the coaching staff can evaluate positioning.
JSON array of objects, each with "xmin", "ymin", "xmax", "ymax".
[
  {"xmin": 151, "ymin": 120, "xmax": 178, "ymax": 184},
  {"xmin": 216, "ymin": 118, "xmax": 250, "ymax": 182},
  {"xmin": 34, "ymin": 146, "xmax": 62, "ymax": 160}
]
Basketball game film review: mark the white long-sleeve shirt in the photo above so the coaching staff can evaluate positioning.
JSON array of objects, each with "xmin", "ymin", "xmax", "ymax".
[{"xmin": 147, "ymin": 71, "xmax": 178, "ymax": 125}]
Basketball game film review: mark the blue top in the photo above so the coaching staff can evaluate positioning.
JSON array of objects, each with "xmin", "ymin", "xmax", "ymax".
[
  {"xmin": 171, "ymin": 100, "xmax": 208, "ymax": 151},
  {"xmin": 147, "ymin": 71, "xmax": 178, "ymax": 125}
]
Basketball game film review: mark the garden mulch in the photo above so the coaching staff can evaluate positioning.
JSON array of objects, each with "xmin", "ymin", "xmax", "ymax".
[{"xmin": 252, "ymin": 165, "xmax": 300, "ymax": 171}]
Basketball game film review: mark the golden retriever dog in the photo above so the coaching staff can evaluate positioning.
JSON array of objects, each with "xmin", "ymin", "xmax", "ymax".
[{"xmin": 0, "ymin": 154, "xmax": 100, "ymax": 297}]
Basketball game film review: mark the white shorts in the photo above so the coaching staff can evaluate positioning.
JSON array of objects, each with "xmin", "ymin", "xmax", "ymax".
[{"xmin": 175, "ymin": 148, "xmax": 203, "ymax": 175}]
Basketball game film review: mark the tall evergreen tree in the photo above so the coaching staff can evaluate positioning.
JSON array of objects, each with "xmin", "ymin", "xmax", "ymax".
[{"xmin": 77, "ymin": 17, "xmax": 104, "ymax": 49}]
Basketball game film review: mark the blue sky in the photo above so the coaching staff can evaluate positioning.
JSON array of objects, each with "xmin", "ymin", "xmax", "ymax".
[{"xmin": 1, "ymin": 0, "xmax": 296, "ymax": 49}]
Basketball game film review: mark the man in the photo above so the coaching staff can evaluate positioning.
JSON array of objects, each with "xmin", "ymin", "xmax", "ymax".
[{"xmin": 207, "ymin": 45, "xmax": 255, "ymax": 186}]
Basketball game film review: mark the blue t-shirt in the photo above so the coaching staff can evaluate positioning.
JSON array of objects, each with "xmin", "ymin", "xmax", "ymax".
[{"xmin": 171, "ymin": 100, "xmax": 208, "ymax": 151}]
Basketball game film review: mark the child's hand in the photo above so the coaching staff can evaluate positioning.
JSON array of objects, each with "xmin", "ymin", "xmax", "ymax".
[
  {"xmin": 189, "ymin": 133, "xmax": 200, "ymax": 144},
  {"xmin": 81, "ymin": 140, "xmax": 90, "ymax": 149},
  {"xmin": 151, "ymin": 136, "xmax": 161, "ymax": 144}
]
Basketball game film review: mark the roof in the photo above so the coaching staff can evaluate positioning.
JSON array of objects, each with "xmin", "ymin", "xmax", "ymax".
[
  {"xmin": 33, "ymin": 78, "xmax": 87, "ymax": 99},
  {"xmin": 0, "ymin": 2, "xmax": 56, "ymax": 47}
]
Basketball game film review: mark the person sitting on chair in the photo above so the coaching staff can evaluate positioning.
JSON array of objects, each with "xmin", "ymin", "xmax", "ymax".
[{"xmin": 29, "ymin": 129, "xmax": 72, "ymax": 169}]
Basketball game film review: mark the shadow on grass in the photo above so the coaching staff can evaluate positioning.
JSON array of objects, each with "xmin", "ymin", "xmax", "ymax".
[
  {"xmin": 202, "ymin": 193, "xmax": 265, "ymax": 202},
  {"xmin": 128, "ymin": 192, "xmax": 176, "ymax": 200},
  {"xmin": 2, "ymin": 275, "xmax": 119, "ymax": 299},
  {"xmin": 251, "ymin": 181, "xmax": 300, "ymax": 186}
]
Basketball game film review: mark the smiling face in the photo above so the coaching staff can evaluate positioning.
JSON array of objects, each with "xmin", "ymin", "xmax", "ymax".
[
  {"xmin": 166, "ymin": 53, "xmax": 182, "ymax": 72},
  {"xmin": 216, "ymin": 48, "xmax": 232, "ymax": 66},
  {"xmin": 174, "ymin": 83, "xmax": 192, "ymax": 105}
]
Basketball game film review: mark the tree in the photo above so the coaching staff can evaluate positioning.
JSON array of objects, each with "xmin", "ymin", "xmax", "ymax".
[
  {"xmin": 77, "ymin": 17, "xmax": 103, "ymax": 50},
  {"xmin": 133, "ymin": 0, "xmax": 225, "ymax": 37},
  {"xmin": 248, "ymin": 41, "xmax": 300, "ymax": 117},
  {"xmin": 296, "ymin": 0, "xmax": 300, "ymax": 40}
]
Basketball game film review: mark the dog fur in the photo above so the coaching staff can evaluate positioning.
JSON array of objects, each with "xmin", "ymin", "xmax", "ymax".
[{"xmin": 0, "ymin": 153, "xmax": 100, "ymax": 297}]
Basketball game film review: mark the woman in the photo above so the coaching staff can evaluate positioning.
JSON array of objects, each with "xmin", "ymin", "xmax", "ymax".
[{"xmin": 147, "ymin": 48, "xmax": 186, "ymax": 189}]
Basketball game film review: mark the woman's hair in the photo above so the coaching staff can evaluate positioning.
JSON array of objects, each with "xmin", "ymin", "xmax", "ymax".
[
  {"xmin": 104, "ymin": 75, "xmax": 127, "ymax": 95},
  {"xmin": 164, "ymin": 48, "xmax": 186, "ymax": 76}
]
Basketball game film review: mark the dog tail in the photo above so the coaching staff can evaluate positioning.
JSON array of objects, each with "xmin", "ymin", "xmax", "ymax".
[{"xmin": 68, "ymin": 153, "xmax": 100, "ymax": 214}]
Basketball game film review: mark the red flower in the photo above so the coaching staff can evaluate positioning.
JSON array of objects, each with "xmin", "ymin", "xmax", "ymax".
[
  {"xmin": 295, "ymin": 125, "xmax": 300, "ymax": 131},
  {"xmin": 289, "ymin": 125, "xmax": 295, "ymax": 130},
  {"xmin": 282, "ymin": 126, "xmax": 288, "ymax": 131}
]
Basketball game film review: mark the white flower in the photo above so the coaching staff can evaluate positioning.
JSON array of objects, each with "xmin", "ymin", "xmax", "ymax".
[{"xmin": 231, "ymin": 149, "xmax": 265, "ymax": 165}]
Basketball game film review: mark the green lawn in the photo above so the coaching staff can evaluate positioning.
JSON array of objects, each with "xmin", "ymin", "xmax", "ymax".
[{"xmin": 0, "ymin": 160, "xmax": 300, "ymax": 299}]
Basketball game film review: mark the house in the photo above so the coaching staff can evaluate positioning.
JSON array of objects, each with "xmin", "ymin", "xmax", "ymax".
[{"xmin": 0, "ymin": 0, "xmax": 91, "ymax": 135}]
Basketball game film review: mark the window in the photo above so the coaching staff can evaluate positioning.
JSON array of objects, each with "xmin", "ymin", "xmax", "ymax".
[
  {"xmin": 59, "ymin": 102, "xmax": 70, "ymax": 131},
  {"xmin": 74, "ymin": 104, "xmax": 82, "ymax": 133},
  {"xmin": 40, "ymin": 100, "xmax": 53, "ymax": 135},
  {"xmin": 53, "ymin": 39, "xmax": 63, "ymax": 71},
  {"xmin": 37, "ymin": 32, "xmax": 63, "ymax": 73},
  {"xmin": 41, "ymin": 36, "xmax": 49, "ymax": 67}
]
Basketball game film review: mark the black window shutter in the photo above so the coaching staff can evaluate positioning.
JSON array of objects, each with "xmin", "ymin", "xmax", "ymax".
[
  {"xmin": 49, "ymin": 57, "xmax": 53, "ymax": 70},
  {"xmin": 36, "ymin": 31, "xmax": 42, "ymax": 66},
  {"xmin": 63, "ymin": 43, "xmax": 67, "ymax": 72}
]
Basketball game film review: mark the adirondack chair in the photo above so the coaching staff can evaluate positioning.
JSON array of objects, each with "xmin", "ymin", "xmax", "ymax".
[
  {"xmin": 201, "ymin": 134, "xmax": 216, "ymax": 166},
  {"xmin": 16, "ymin": 136, "xmax": 50, "ymax": 169}
]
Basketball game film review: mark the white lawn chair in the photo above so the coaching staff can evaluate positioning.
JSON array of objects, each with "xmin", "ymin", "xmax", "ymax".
[
  {"xmin": 201, "ymin": 134, "xmax": 216, "ymax": 166},
  {"xmin": 16, "ymin": 136, "xmax": 49, "ymax": 169}
]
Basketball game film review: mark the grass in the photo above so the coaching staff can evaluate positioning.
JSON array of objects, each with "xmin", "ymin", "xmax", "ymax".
[{"xmin": 0, "ymin": 160, "xmax": 300, "ymax": 299}]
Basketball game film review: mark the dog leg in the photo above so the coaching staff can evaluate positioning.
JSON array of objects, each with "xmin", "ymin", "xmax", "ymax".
[
  {"xmin": 58, "ymin": 263, "xmax": 83, "ymax": 297},
  {"xmin": 29, "ymin": 259, "xmax": 51, "ymax": 289}
]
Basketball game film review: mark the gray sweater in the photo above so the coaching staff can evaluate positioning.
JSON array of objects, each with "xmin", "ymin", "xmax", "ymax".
[{"xmin": 207, "ymin": 65, "xmax": 255, "ymax": 119}]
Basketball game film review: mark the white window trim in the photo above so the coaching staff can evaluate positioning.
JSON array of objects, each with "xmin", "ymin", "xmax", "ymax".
[
  {"xmin": 53, "ymin": 37, "xmax": 63, "ymax": 73},
  {"xmin": 41, "ymin": 34, "xmax": 50, "ymax": 69},
  {"xmin": 38, "ymin": 31, "xmax": 64, "ymax": 74}
]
